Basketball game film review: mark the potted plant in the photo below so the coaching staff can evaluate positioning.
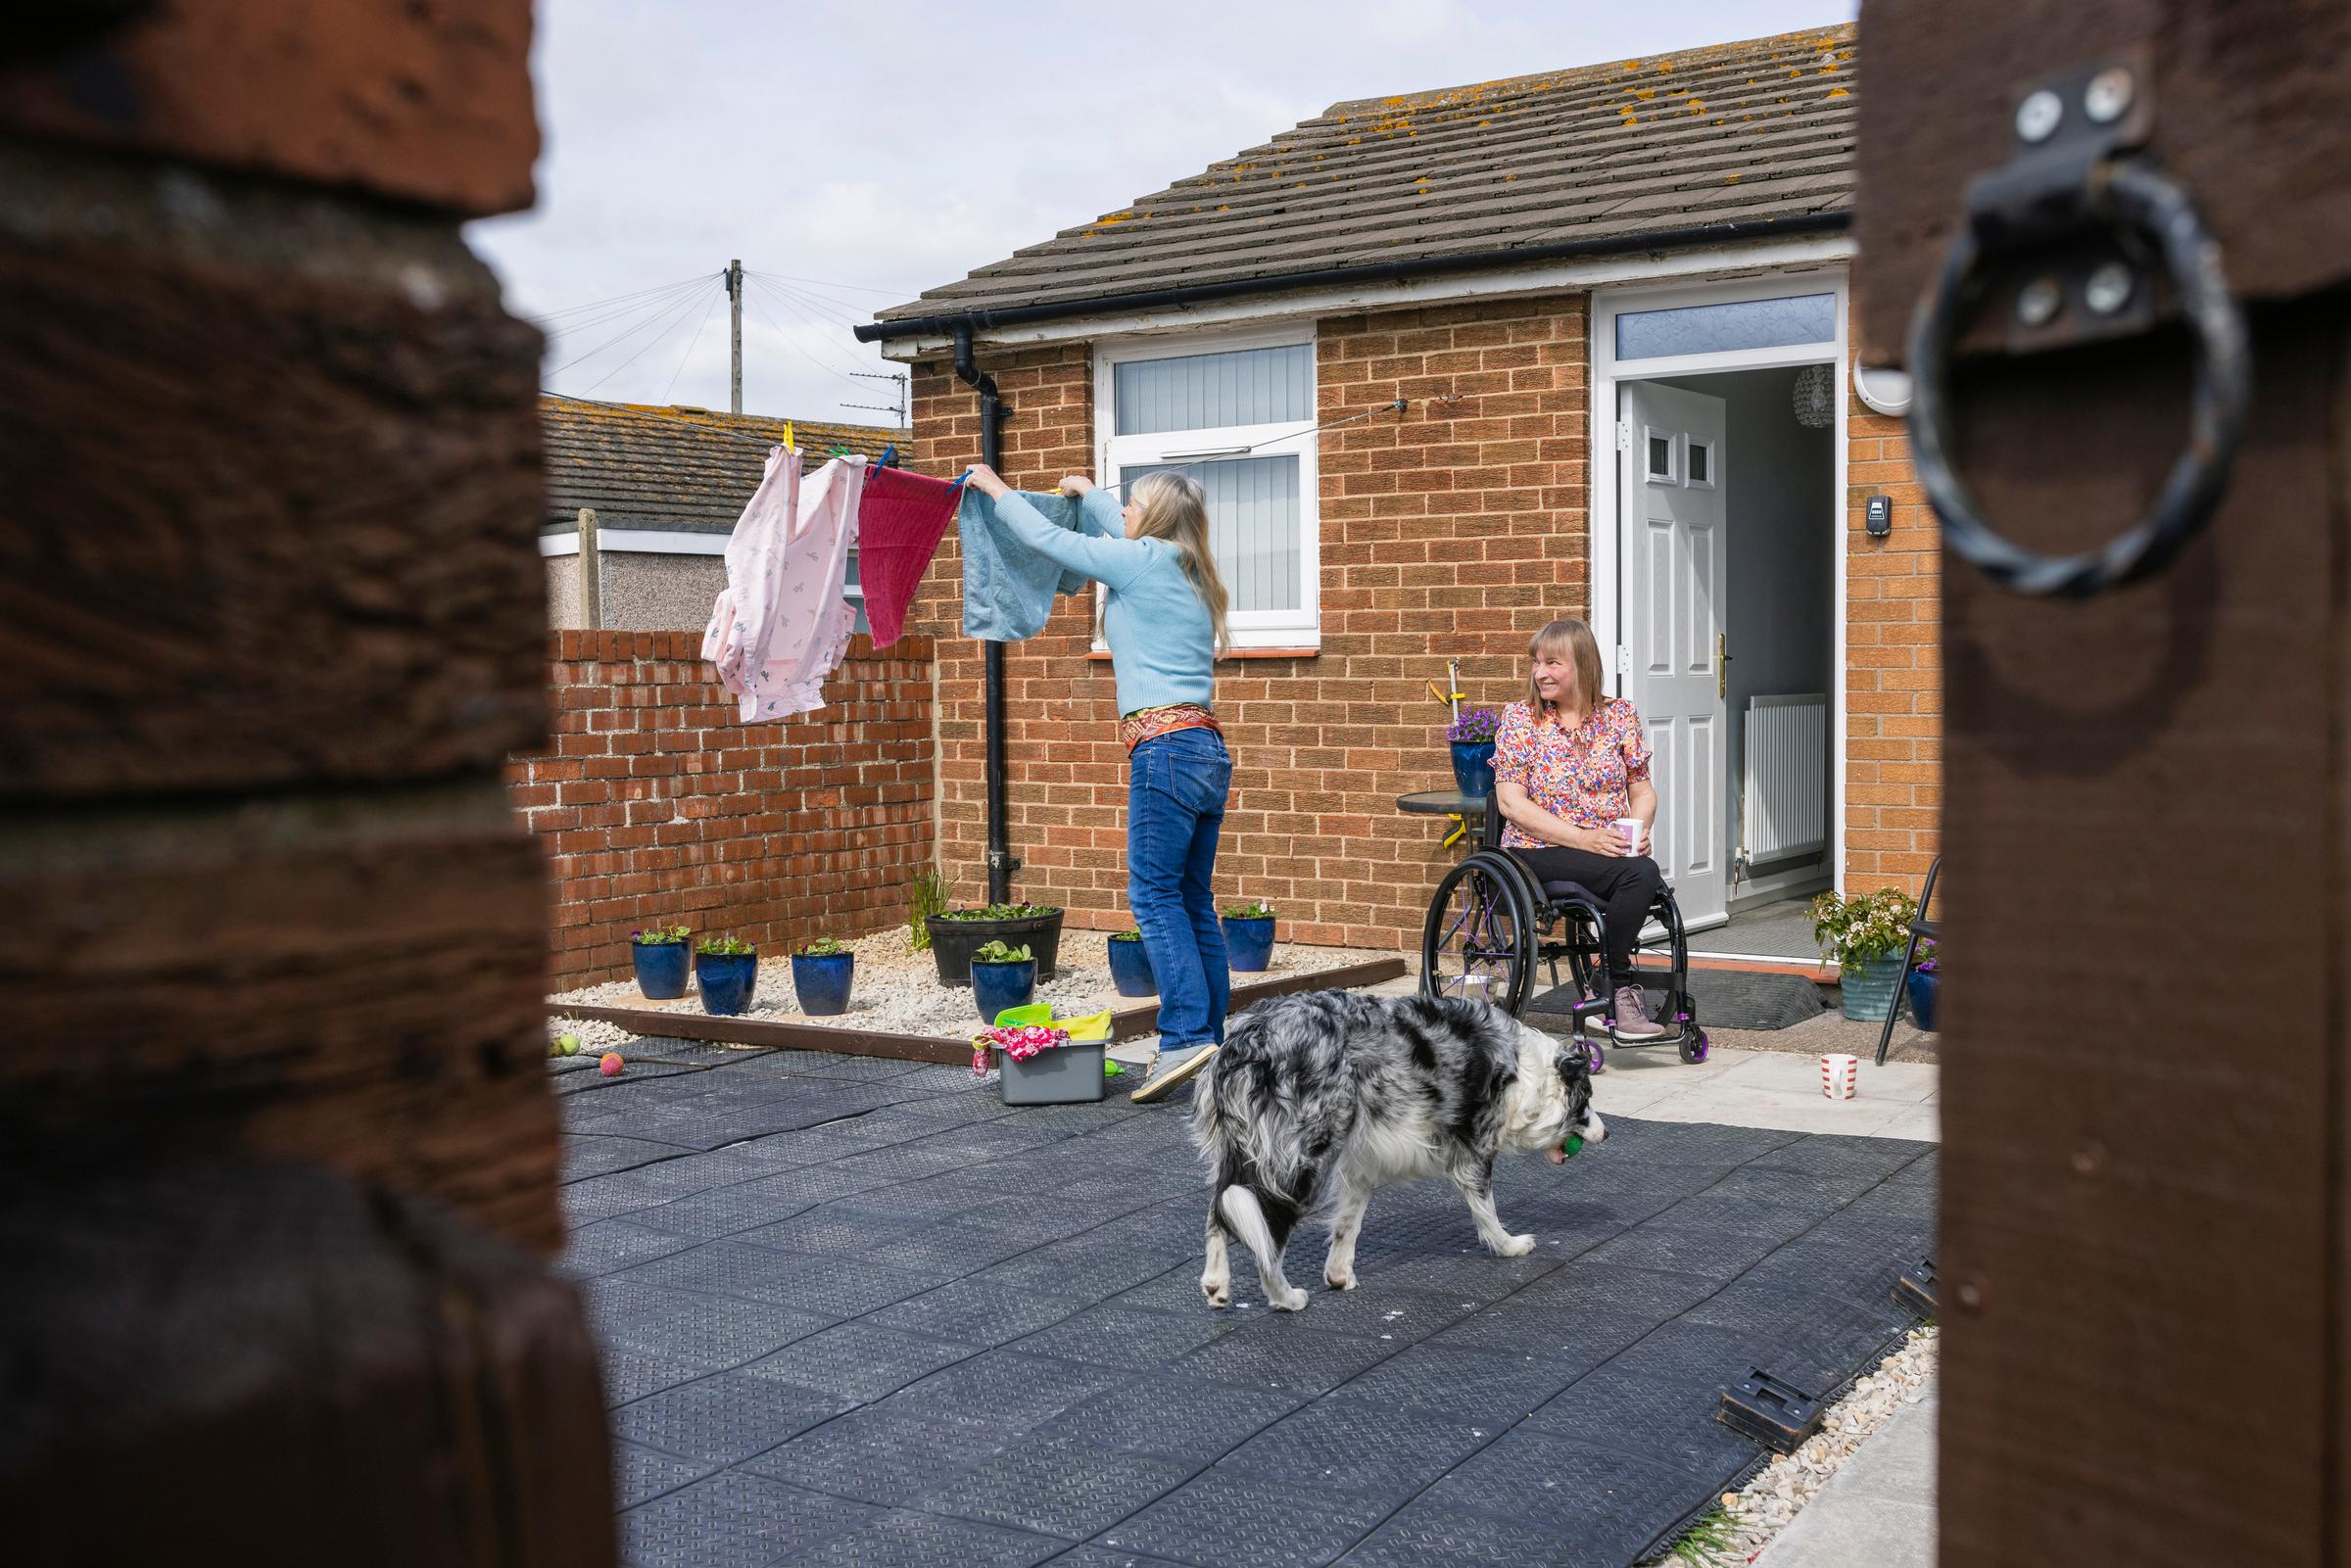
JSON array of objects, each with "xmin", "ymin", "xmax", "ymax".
[
  {"xmin": 1906, "ymin": 939, "xmax": 1940, "ymax": 1032},
  {"xmin": 694, "ymin": 935, "xmax": 759, "ymax": 1017},
  {"xmin": 630, "ymin": 925, "xmax": 693, "ymax": 1000},
  {"xmin": 1221, "ymin": 901, "xmax": 1277, "ymax": 973},
  {"xmin": 969, "ymin": 939, "xmax": 1037, "ymax": 1022},
  {"xmin": 790, "ymin": 936, "xmax": 855, "ymax": 1017},
  {"xmin": 1446, "ymin": 706, "xmax": 1503, "ymax": 798},
  {"xmin": 1809, "ymin": 887, "xmax": 1922, "ymax": 1022},
  {"xmin": 925, "ymin": 901, "xmax": 1065, "ymax": 986},
  {"xmin": 1106, "ymin": 929, "xmax": 1156, "ymax": 997}
]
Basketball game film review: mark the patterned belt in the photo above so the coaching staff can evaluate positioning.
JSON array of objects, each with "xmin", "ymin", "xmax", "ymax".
[{"xmin": 1120, "ymin": 702, "xmax": 1223, "ymax": 753}]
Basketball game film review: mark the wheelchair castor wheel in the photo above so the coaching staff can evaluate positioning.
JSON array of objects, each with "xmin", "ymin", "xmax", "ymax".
[
  {"xmin": 1585, "ymin": 1039, "xmax": 1607, "ymax": 1074},
  {"xmin": 1679, "ymin": 1029, "xmax": 1709, "ymax": 1066}
]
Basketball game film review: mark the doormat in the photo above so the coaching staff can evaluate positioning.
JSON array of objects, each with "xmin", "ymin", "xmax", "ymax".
[{"xmin": 1528, "ymin": 968, "xmax": 1832, "ymax": 1031}]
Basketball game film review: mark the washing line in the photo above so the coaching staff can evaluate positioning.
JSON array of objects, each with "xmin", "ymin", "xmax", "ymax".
[{"xmin": 1092, "ymin": 395, "xmax": 1452, "ymax": 494}]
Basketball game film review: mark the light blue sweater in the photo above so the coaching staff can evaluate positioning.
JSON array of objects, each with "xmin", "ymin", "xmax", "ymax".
[{"xmin": 985, "ymin": 489, "xmax": 1216, "ymax": 715}]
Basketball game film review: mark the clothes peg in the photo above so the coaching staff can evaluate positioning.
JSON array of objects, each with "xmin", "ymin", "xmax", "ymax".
[
  {"xmin": 781, "ymin": 421, "xmax": 796, "ymax": 453},
  {"xmin": 877, "ymin": 444, "xmax": 898, "ymax": 470}
]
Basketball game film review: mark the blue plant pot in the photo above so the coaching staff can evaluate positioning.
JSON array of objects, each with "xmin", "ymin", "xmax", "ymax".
[
  {"xmin": 695, "ymin": 950, "xmax": 758, "ymax": 1016},
  {"xmin": 1906, "ymin": 969, "xmax": 1940, "ymax": 1032},
  {"xmin": 791, "ymin": 952, "xmax": 855, "ymax": 1017},
  {"xmin": 1222, "ymin": 915, "xmax": 1276, "ymax": 973},
  {"xmin": 1449, "ymin": 740, "xmax": 1497, "ymax": 798},
  {"xmin": 632, "ymin": 940, "xmax": 690, "ymax": 1000},
  {"xmin": 1106, "ymin": 935, "xmax": 1156, "ymax": 997},
  {"xmin": 972, "ymin": 959, "xmax": 1037, "ymax": 1022},
  {"xmin": 1838, "ymin": 953, "xmax": 1904, "ymax": 1022}
]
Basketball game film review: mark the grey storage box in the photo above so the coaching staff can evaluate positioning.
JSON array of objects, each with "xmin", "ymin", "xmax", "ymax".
[{"xmin": 1001, "ymin": 1041, "xmax": 1107, "ymax": 1105}]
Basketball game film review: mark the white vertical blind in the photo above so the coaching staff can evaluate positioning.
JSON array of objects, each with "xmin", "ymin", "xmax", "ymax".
[
  {"xmin": 1121, "ymin": 455, "xmax": 1300, "ymax": 613},
  {"xmin": 1114, "ymin": 344, "xmax": 1314, "ymax": 435}
]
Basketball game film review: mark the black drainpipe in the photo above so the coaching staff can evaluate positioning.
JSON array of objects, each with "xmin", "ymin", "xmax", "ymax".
[{"xmin": 953, "ymin": 326, "xmax": 1019, "ymax": 904}]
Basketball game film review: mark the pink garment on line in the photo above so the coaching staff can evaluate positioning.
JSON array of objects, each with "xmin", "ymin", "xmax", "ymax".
[
  {"xmin": 854, "ymin": 465, "xmax": 960, "ymax": 647},
  {"xmin": 701, "ymin": 451, "xmax": 865, "ymax": 721}
]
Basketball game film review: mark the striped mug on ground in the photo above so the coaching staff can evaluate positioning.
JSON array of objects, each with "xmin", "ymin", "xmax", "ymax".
[{"xmin": 1820, "ymin": 1053, "xmax": 1859, "ymax": 1100}]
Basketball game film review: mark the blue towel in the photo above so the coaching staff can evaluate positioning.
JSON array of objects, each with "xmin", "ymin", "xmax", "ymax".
[{"xmin": 956, "ymin": 488, "xmax": 1095, "ymax": 641}]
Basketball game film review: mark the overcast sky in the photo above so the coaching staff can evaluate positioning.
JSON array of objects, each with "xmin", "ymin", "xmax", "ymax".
[{"xmin": 466, "ymin": 0, "xmax": 1857, "ymax": 426}]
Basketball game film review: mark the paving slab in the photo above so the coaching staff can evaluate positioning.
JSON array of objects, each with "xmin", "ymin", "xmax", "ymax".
[
  {"xmin": 1756, "ymin": 1385, "xmax": 1938, "ymax": 1568},
  {"xmin": 554, "ymin": 1041, "xmax": 1933, "ymax": 1567}
]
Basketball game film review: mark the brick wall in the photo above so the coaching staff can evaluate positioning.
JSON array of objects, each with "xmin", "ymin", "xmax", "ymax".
[
  {"xmin": 1844, "ymin": 396, "xmax": 1941, "ymax": 894},
  {"xmin": 512, "ymin": 631, "xmax": 935, "ymax": 989},
  {"xmin": 905, "ymin": 296, "xmax": 1592, "ymax": 947}
]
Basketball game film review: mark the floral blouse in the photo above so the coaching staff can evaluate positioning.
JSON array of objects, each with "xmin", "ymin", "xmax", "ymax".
[{"xmin": 1490, "ymin": 698, "xmax": 1653, "ymax": 850}]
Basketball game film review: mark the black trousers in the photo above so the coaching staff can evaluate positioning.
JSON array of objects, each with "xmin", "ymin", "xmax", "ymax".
[{"xmin": 1509, "ymin": 846, "xmax": 1663, "ymax": 991}]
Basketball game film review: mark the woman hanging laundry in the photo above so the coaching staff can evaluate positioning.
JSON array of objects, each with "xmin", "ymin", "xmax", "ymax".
[{"xmin": 960, "ymin": 463, "xmax": 1230, "ymax": 1101}]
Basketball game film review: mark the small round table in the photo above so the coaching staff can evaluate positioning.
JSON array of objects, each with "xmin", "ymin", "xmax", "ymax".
[{"xmin": 1395, "ymin": 789, "xmax": 1489, "ymax": 850}]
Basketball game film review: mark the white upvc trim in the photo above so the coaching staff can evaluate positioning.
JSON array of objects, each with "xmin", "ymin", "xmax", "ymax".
[
  {"xmin": 538, "ymin": 527, "xmax": 731, "ymax": 557},
  {"xmin": 880, "ymin": 234, "xmax": 1855, "ymax": 360},
  {"xmin": 1091, "ymin": 323, "xmax": 1322, "ymax": 650},
  {"xmin": 1587, "ymin": 265, "xmax": 1851, "ymax": 898}
]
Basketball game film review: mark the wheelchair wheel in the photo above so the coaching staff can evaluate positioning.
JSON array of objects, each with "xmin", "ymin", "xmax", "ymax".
[{"xmin": 1421, "ymin": 853, "xmax": 1536, "ymax": 1015}]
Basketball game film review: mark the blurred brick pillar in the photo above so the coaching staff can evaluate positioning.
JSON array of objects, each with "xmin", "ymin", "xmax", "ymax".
[{"xmin": 0, "ymin": 5, "xmax": 613, "ymax": 1563}]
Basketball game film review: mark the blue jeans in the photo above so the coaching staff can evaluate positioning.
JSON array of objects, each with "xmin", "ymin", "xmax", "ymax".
[{"xmin": 1127, "ymin": 728, "xmax": 1232, "ymax": 1050}]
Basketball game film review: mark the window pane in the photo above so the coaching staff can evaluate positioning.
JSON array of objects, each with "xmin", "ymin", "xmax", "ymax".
[
  {"xmin": 1114, "ymin": 344, "xmax": 1313, "ymax": 436},
  {"xmin": 1688, "ymin": 443, "xmax": 1710, "ymax": 483},
  {"xmin": 1615, "ymin": 293, "xmax": 1836, "ymax": 360},
  {"xmin": 1647, "ymin": 435, "xmax": 1672, "ymax": 477},
  {"xmin": 1119, "ymin": 455, "xmax": 1300, "ymax": 614}
]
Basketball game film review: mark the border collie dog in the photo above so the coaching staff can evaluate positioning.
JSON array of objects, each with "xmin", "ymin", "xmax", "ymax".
[{"xmin": 1191, "ymin": 990, "xmax": 1604, "ymax": 1310}]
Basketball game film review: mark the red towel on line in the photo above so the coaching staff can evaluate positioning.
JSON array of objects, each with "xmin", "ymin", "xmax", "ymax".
[{"xmin": 855, "ymin": 466, "xmax": 960, "ymax": 647}]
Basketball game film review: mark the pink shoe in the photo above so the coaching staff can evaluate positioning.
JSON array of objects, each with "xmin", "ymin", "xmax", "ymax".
[{"xmin": 1609, "ymin": 985, "xmax": 1665, "ymax": 1040}]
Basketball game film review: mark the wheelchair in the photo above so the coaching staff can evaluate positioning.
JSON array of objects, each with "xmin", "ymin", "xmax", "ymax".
[{"xmin": 1417, "ymin": 797, "xmax": 1710, "ymax": 1070}]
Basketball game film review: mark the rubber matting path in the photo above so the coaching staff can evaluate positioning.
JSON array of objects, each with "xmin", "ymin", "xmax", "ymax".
[{"xmin": 557, "ymin": 1039, "xmax": 1934, "ymax": 1568}]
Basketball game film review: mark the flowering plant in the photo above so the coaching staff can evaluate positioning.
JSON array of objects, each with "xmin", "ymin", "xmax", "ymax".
[
  {"xmin": 696, "ymin": 935, "xmax": 755, "ymax": 957},
  {"xmin": 1914, "ymin": 938, "xmax": 1938, "ymax": 976},
  {"xmin": 794, "ymin": 936, "xmax": 849, "ymax": 957},
  {"xmin": 1445, "ymin": 706, "xmax": 1503, "ymax": 744},
  {"xmin": 1807, "ymin": 888, "xmax": 1920, "ymax": 970},
  {"xmin": 632, "ymin": 925, "xmax": 691, "ymax": 946},
  {"xmin": 1223, "ymin": 901, "xmax": 1275, "ymax": 921}
]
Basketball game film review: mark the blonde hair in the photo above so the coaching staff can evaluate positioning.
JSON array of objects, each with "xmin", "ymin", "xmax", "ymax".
[
  {"xmin": 1525, "ymin": 617, "xmax": 1607, "ymax": 723},
  {"xmin": 1128, "ymin": 471, "xmax": 1230, "ymax": 653}
]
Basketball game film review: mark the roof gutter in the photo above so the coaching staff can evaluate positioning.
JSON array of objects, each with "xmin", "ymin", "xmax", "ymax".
[{"xmin": 854, "ymin": 209, "xmax": 1850, "ymax": 343}]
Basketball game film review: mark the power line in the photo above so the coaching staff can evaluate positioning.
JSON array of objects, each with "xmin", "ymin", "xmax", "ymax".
[
  {"xmin": 579, "ymin": 279, "xmax": 723, "ymax": 397},
  {"xmin": 527, "ymin": 273, "xmax": 710, "ymax": 324},
  {"xmin": 741, "ymin": 280, "xmax": 883, "ymax": 399},
  {"xmin": 536, "ymin": 277, "xmax": 712, "ymax": 341},
  {"xmin": 660, "ymin": 283, "xmax": 727, "ymax": 404},
  {"xmin": 545, "ymin": 278, "xmax": 719, "ymax": 380},
  {"xmin": 747, "ymin": 276, "xmax": 880, "ymax": 374},
  {"xmin": 743, "ymin": 268, "xmax": 918, "ymax": 300}
]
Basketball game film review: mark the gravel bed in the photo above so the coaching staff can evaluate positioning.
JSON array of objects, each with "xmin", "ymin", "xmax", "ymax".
[
  {"xmin": 550, "ymin": 927, "xmax": 1390, "ymax": 1043},
  {"xmin": 1663, "ymin": 1325, "xmax": 1939, "ymax": 1565}
]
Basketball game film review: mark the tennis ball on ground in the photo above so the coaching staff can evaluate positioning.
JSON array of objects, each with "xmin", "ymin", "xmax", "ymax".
[
  {"xmin": 600, "ymin": 1052, "xmax": 624, "ymax": 1076},
  {"xmin": 557, "ymin": 1033, "xmax": 581, "ymax": 1057}
]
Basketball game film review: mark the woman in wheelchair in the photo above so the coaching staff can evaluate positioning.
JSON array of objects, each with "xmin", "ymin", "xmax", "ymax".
[{"xmin": 1491, "ymin": 618, "xmax": 1666, "ymax": 1040}]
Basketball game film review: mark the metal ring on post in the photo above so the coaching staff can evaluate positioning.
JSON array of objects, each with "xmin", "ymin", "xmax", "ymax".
[{"xmin": 1905, "ymin": 161, "xmax": 2251, "ymax": 599}]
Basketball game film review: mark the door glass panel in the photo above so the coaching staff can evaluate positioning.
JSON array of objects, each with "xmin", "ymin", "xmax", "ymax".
[
  {"xmin": 1646, "ymin": 433, "xmax": 1674, "ymax": 481},
  {"xmin": 1687, "ymin": 442, "xmax": 1711, "ymax": 485},
  {"xmin": 1615, "ymin": 293, "xmax": 1836, "ymax": 360}
]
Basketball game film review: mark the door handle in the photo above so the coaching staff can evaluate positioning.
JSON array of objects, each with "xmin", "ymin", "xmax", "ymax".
[{"xmin": 1717, "ymin": 634, "xmax": 1730, "ymax": 700}]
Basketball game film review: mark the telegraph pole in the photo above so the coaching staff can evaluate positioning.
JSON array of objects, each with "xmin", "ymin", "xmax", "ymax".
[{"xmin": 726, "ymin": 259, "xmax": 743, "ymax": 414}]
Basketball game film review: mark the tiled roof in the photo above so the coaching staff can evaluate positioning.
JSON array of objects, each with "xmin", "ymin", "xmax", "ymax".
[
  {"xmin": 878, "ymin": 24, "xmax": 1853, "ymax": 323},
  {"xmin": 540, "ymin": 398, "xmax": 908, "ymax": 531}
]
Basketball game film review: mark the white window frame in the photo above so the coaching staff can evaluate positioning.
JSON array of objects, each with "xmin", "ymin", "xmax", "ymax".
[{"xmin": 1092, "ymin": 323, "xmax": 1321, "ymax": 650}]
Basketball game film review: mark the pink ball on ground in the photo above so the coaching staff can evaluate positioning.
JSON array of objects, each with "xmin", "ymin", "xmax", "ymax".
[{"xmin": 600, "ymin": 1052, "xmax": 624, "ymax": 1076}]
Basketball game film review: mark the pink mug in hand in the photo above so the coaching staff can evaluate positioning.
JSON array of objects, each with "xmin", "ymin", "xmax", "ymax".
[{"xmin": 1613, "ymin": 817, "xmax": 1645, "ymax": 856}]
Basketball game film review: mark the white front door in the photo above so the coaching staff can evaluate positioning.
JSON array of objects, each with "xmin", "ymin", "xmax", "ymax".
[{"xmin": 1619, "ymin": 380, "xmax": 1729, "ymax": 930}]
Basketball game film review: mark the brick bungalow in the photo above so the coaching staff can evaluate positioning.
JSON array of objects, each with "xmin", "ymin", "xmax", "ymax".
[{"xmin": 858, "ymin": 23, "xmax": 1934, "ymax": 955}]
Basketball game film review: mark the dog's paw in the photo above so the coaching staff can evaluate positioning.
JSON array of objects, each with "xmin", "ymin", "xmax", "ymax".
[
  {"xmin": 1324, "ymin": 1266, "xmax": 1357, "ymax": 1292},
  {"xmin": 1270, "ymin": 1286, "xmax": 1311, "ymax": 1311},
  {"xmin": 1495, "ymin": 1232, "xmax": 1536, "ymax": 1258},
  {"xmin": 1201, "ymin": 1276, "xmax": 1230, "ymax": 1309}
]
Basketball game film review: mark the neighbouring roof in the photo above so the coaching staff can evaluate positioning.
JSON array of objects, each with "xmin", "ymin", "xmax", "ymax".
[
  {"xmin": 541, "ymin": 397, "xmax": 908, "ymax": 531},
  {"xmin": 876, "ymin": 24, "xmax": 1853, "ymax": 326}
]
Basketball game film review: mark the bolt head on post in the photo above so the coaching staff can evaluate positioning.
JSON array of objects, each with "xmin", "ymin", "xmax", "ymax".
[{"xmin": 2014, "ymin": 89, "xmax": 2063, "ymax": 144}]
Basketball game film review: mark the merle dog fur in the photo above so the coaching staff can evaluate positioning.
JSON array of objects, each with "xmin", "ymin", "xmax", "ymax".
[{"xmin": 1190, "ymin": 989, "xmax": 1603, "ymax": 1310}]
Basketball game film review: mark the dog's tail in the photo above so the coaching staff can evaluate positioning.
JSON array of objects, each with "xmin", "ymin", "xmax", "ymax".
[{"xmin": 1188, "ymin": 1013, "xmax": 1310, "ymax": 1198}]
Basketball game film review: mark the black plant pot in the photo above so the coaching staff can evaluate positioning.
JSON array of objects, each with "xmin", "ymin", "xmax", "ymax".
[{"xmin": 925, "ymin": 910, "xmax": 1065, "ymax": 985}]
